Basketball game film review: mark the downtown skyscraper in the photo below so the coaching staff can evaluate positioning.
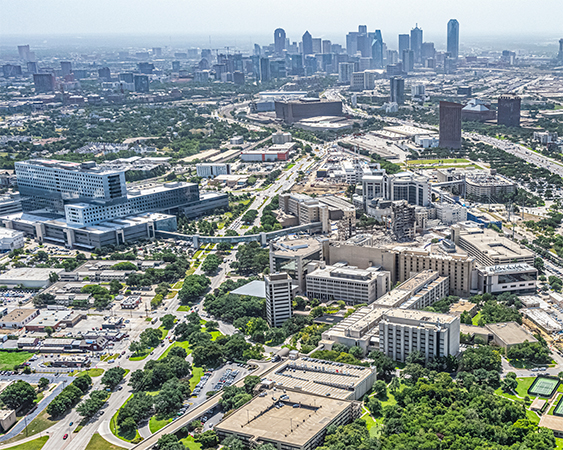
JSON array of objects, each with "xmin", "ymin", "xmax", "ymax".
[{"xmin": 447, "ymin": 19, "xmax": 460, "ymax": 59}]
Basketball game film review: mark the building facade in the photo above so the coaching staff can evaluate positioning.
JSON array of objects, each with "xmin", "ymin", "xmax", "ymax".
[
  {"xmin": 265, "ymin": 272, "xmax": 293, "ymax": 327},
  {"xmin": 439, "ymin": 101, "xmax": 463, "ymax": 149}
]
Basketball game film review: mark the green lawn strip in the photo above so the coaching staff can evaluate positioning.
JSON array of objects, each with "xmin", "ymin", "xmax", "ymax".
[
  {"xmin": 4, "ymin": 436, "xmax": 49, "ymax": 450},
  {"xmin": 72, "ymin": 368, "xmax": 104, "ymax": 377},
  {"xmin": 158, "ymin": 341, "xmax": 192, "ymax": 361},
  {"xmin": 180, "ymin": 435, "xmax": 202, "ymax": 450},
  {"xmin": 494, "ymin": 388, "xmax": 521, "ymax": 402},
  {"xmin": 362, "ymin": 412, "xmax": 380, "ymax": 437},
  {"xmin": 526, "ymin": 409, "xmax": 540, "ymax": 424},
  {"xmin": 549, "ymin": 395, "xmax": 562, "ymax": 415},
  {"xmin": 110, "ymin": 394, "xmax": 141, "ymax": 442},
  {"xmin": 471, "ymin": 311, "xmax": 482, "ymax": 326},
  {"xmin": 557, "ymin": 384, "xmax": 563, "ymax": 393},
  {"xmin": 177, "ymin": 305, "xmax": 191, "ymax": 312},
  {"xmin": 86, "ymin": 432, "xmax": 126, "ymax": 450},
  {"xmin": 0, "ymin": 351, "xmax": 35, "ymax": 370},
  {"xmin": 172, "ymin": 281, "xmax": 184, "ymax": 289},
  {"xmin": 4, "ymin": 409, "xmax": 58, "ymax": 444},
  {"xmin": 407, "ymin": 158, "xmax": 470, "ymax": 165},
  {"xmin": 129, "ymin": 349, "xmax": 153, "ymax": 361},
  {"xmin": 149, "ymin": 415, "xmax": 173, "ymax": 434},
  {"xmin": 190, "ymin": 367, "xmax": 205, "ymax": 391},
  {"xmin": 557, "ymin": 437, "xmax": 563, "ymax": 450}
]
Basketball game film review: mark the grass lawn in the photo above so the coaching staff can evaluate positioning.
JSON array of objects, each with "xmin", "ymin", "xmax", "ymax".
[
  {"xmin": 177, "ymin": 305, "xmax": 191, "ymax": 312},
  {"xmin": 172, "ymin": 281, "xmax": 184, "ymax": 289},
  {"xmin": 5, "ymin": 409, "xmax": 58, "ymax": 444},
  {"xmin": 526, "ymin": 409, "xmax": 540, "ymax": 423},
  {"xmin": 129, "ymin": 349, "xmax": 152, "ymax": 361},
  {"xmin": 472, "ymin": 311, "xmax": 482, "ymax": 326},
  {"xmin": 190, "ymin": 367, "xmax": 205, "ymax": 391},
  {"xmin": 494, "ymin": 377, "xmax": 537, "ymax": 402},
  {"xmin": 0, "ymin": 351, "xmax": 34, "ymax": 370},
  {"xmin": 180, "ymin": 435, "xmax": 202, "ymax": 450},
  {"xmin": 72, "ymin": 368, "xmax": 105, "ymax": 377},
  {"xmin": 362, "ymin": 413, "xmax": 380, "ymax": 437},
  {"xmin": 158, "ymin": 340, "xmax": 192, "ymax": 360},
  {"xmin": 5, "ymin": 436, "xmax": 49, "ymax": 450},
  {"xmin": 149, "ymin": 415, "xmax": 172, "ymax": 433},
  {"xmin": 110, "ymin": 395, "xmax": 141, "ymax": 442},
  {"xmin": 209, "ymin": 330, "xmax": 223, "ymax": 341},
  {"xmin": 86, "ymin": 433, "xmax": 126, "ymax": 450},
  {"xmin": 167, "ymin": 291, "xmax": 178, "ymax": 299},
  {"xmin": 557, "ymin": 437, "xmax": 563, "ymax": 450}
]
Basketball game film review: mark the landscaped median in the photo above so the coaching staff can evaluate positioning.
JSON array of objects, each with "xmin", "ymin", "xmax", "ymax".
[
  {"xmin": 85, "ymin": 432, "xmax": 125, "ymax": 450},
  {"xmin": 3, "ymin": 436, "xmax": 49, "ymax": 450},
  {"xmin": 110, "ymin": 394, "xmax": 142, "ymax": 443}
]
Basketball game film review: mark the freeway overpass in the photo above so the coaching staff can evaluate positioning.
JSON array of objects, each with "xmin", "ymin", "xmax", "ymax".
[
  {"xmin": 132, "ymin": 360, "xmax": 280, "ymax": 450},
  {"xmin": 156, "ymin": 222, "xmax": 323, "ymax": 247}
]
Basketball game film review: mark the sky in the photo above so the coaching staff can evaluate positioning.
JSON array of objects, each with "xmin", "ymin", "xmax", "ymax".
[{"xmin": 1, "ymin": 0, "xmax": 562, "ymax": 50}]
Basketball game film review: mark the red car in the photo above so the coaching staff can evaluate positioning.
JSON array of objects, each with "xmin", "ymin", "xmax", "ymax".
[{"xmin": 63, "ymin": 434, "xmax": 68, "ymax": 440}]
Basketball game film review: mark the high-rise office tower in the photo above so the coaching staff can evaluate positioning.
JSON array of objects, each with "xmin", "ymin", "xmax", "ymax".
[
  {"xmin": 421, "ymin": 42, "xmax": 435, "ymax": 61},
  {"xmin": 27, "ymin": 62, "xmax": 37, "ymax": 74},
  {"xmin": 17, "ymin": 45, "xmax": 30, "ymax": 61},
  {"xmin": 274, "ymin": 28, "xmax": 286, "ymax": 54},
  {"xmin": 439, "ymin": 101, "xmax": 463, "ymax": 149},
  {"xmin": 410, "ymin": 25, "xmax": 423, "ymax": 64},
  {"xmin": 338, "ymin": 62, "xmax": 355, "ymax": 84},
  {"xmin": 302, "ymin": 31, "xmax": 313, "ymax": 55},
  {"xmin": 254, "ymin": 43, "xmax": 261, "ymax": 56},
  {"xmin": 312, "ymin": 38, "xmax": 322, "ymax": 54},
  {"xmin": 33, "ymin": 73, "xmax": 55, "ymax": 93},
  {"xmin": 402, "ymin": 50, "xmax": 414, "ymax": 72},
  {"xmin": 134, "ymin": 74, "xmax": 149, "ymax": 93},
  {"xmin": 398, "ymin": 34, "xmax": 410, "ymax": 58},
  {"xmin": 372, "ymin": 30, "xmax": 384, "ymax": 68},
  {"xmin": 138, "ymin": 62, "xmax": 155, "ymax": 74},
  {"xmin": 259, "ymin": 57, "xmax": 271, "ymax": 82},
  {"xmin": 98, "ymin": 67, "xmax": 111, "ymax": 81},
  {"xmin": 357, "ymin": 34, "xmax": 371, "ymax": 57},
  {"xmin": 172, "ymin": 61, "xmax": 181, "ymax": 71},
  {"xmin": 447, "ymin": 19, "xmax": 460, "ymax": 60},
  {"xmin": 152, "ymin": 47, "xmax": 162, "ymax": 57},
  {"xmin": 346, "ymin": 32, "xmax": 359, "ymax": 56},
  {"xmin": 60, "ymin": 61, "xmax": 72, "ymax": 76},
  {"xmin": 559, "ymin": 39, "xmax": 563, "ymax": 61},
  {"xmin": 322, "ymin": 40, "xmax": 332, "ymax": 54},
  {"xmin": 358, "ymin": 25, "xmax": 367, "ymax": 34},
  {"xmin": 289, "ymin": 54, "xmax": 304, "ymax": 76},
  {"xmin": 390, "ymin": 76, "xmax": 405, "ymax": 104},
  {"xmin": 265, "ymin": 273, "xmax": 293, "ymax": 327},
  {"xmin": 497, "ymin": 94, "xmax": 521, "ymax": 127},
  {"xmin": 3, "ymin": 65, "xmax": 22, "ymax": 78}
]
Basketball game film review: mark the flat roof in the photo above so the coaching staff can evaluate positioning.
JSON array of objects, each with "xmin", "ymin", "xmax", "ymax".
[
  {"xmin": 0, "ymin": 308, "xmax": 37, "ymax": 323},
  {"xmin": 271, "ymin": 237, "xmax": 324, "ymax": 257},
  {"xmin": 484, "ymin": 322, "xmax": 538, "ymax": 346},
  {"xmin": 479, "ymin": 263, "xmax": 536, "ymax": 275},
  {"xmin": 459, "ymin": 228, "xmax": 535, "ymax": 260},
  {"xmin": 0, "ymin": 268, "xmax": 64, "ymax": 282},
  {"xmin": 264, "ymin": 356, "xmax": 374, "ymax": 400},
  {"xmin": 381, "ymin": 308, "xmax": 458, "ymax": 325},
  {"xmin": 216, "ymin": 390, "xmax": 351, "ymax": 448}
]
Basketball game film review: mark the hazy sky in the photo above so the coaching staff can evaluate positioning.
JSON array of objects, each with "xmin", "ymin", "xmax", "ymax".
[{"xmin": 1, "ymin": 0, "xmax": 562, "ymax": 47}]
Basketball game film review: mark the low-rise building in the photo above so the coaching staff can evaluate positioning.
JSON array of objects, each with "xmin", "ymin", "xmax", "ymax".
[
  {"xmin": 0, "ymin": 268, "xmax": 65, "ymax": 288},
  {"xmin": 195, "ymin": 163, "xmax": 231, "ymax": 178},
  {"xmin": 0, "ymin": 309, "xmax": 39, "ymax": 329},
  {"xmin": 449, "ymin": 300, "xmax": 479, "ymax": 317},
  {"xmin": 476, "ymin": 263, "xmax": 537, "ymax": 295},
  {"xmin": 25, "ymin": 310, "xmax": 85, "ymax": 331},
  {"xmin": 0, "ymin": 409, "xmax": 16, "ymax": 432},
  {"xmin": 215, "ymin": 389, "xmax": 359, "ymax": 450},
  {"xmin": 121, "ymin": 296, "xmax": 141, "ymax": 309},
  {"xmin": 484, "ymin": 322, "xmax": 538, "ymax": 349},
  {"xmin": 0, "ymin": 228, "xmax": 25, "ymax": 252}
]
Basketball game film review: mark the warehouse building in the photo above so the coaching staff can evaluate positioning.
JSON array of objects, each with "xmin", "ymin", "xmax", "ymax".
[{"xmin": 0, "ymin": 268, "xmax": 65, "ymax": 288}]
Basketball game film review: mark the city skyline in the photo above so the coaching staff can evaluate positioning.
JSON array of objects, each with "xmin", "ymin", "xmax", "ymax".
[{"xmin": 1, "ymin": 0, "xmax": 562, "ymax": 43}]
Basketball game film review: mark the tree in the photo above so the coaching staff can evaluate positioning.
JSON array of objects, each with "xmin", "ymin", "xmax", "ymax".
[
  {"xmin": 77, "ymin": 391, "xmax": 108, "ymax": 418},
  {"xmin": 161, "ymin": 314, "xmax": 176, "ymax": 330},
  {"xmin": 373, "ymin": 380, "xmax": 387, "ymax": 399},
  {"xmin": 222, "ymin": 436, "xmax": 246, "ymax": 450},
  {"xmin": 44, "ymin": 326, "xmax": 54, "ymax": 337},
  {"xmin": 501, "ymin": 376, "xmax": 518, "ymax": 393},
  {"xmin": 154, "ymin": 378, "xmax": 188, "ymax": 416},
  {"xmin": 72, "ymin": 373, "xmax": 92, "ymax": 393},
  {"xmin": 201, "ymin": 254, "xmax": 221, "ymax": 275},
  {"xmin": 205, "ymin": 320, "xmax": 219, "ymax": 332},
  {"xmin": 38, "ymin": 377, "xmax": 49, "ymax": 390},
  {"xmin": 368, "ymin": 351, "xmax": 395, "ymax": 382},
  {"xmin": 194, "ymin": 430, "xmax": 219, "ymax": 448},
  {"xmin": 0, "ymin": 380, "xmax": 36, "ymax": 410},
  {"xmin": 49, "ymin": 272, "xmax": 59, "ymax": 283},
  {"xmin": 109, "ymin": 279, "xmax": 123, "ymax": 294},
  {"xmin": 406, "ymin": 350, "xmax": 426, "ymax": 367},
  {"xmin": 217, "ymin": 242, "xmax": 232, "ymax": 252},
  {"xmin": 349, "ymin": 346, "xmax": 364, "ymax": 360},
  {"xmin": 460, "ymin": 346, "xmax": 502, "ymax": 372},
  {"xmin": 168, "ymin": 346, "xmax": 188, "ymax": 359},
  {"xmin": 460, "ymin": 310, "xmax": 473, "ymax": 325},
  {"xmin": 101, "ymin": 367, "xmax": 126, "ymax": 390},
  {"xmin": 365, "ymin": 396, "xmax": 382, "ymax": 417},
  {"xmin": 243, "ymin": 375, "xmax": 261, "ymax": 394},
  {"xmin": 157, "ymin": 434, "xmax": 186, "ymax": 450}
]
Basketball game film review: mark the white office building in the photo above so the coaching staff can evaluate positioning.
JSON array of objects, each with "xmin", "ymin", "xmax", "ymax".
[
  {"xmin": 305, "ymin": 263, "xmax": 391, "ymax": 305},
  {"xmin": 379, "ymin": 309, "xmax": 460, "ymax": 362},
  {"xmin": 476, "ymin": 263, "xmax": 537, "ymax": 295},
  {"xmin": 362, "ymin": 171, "xmax": 429, "ymax": 208},
  {"xmin": 0, "ymin": 228, "xmax": 25, "ymax": 252},
  {"xmin": 196, "ymin": 163, "xmax": 231, "ymax": 178},
  {"xmin": 265, "ymin": 272, "xmax": 293, "ymax": 327},
  {"xmin": 435, "ymin": 203, "xmax": 467, "ymax": 225}
]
